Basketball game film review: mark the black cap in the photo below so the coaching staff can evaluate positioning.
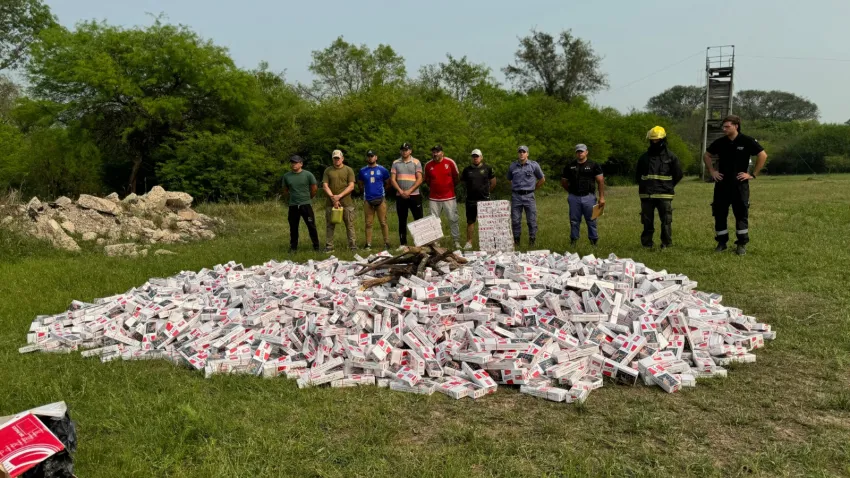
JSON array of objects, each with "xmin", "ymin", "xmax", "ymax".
[
  {"xmin": 289, "ymin": 155, "xmax": 304, "ymax": 163},
  {"xmin": 400, "ymin": 142, "xmax": 411, "ymax": 150},
  {"xmin": 366, "ymin": 150, "xmax": 376, "ymax": 157},
  {"xmin": 431, "ymin": 144, "xmax": 443, "ymax": 152}
]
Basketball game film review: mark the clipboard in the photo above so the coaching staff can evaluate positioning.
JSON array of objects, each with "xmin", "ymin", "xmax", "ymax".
[{"xmin": 591, "ymin": 203, "xmax": 605, "ymax": 220}]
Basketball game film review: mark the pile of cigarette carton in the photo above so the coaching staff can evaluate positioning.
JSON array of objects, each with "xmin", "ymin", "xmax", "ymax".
[
  {"xmin": 20, "ymin": 250, "xmax": 774, "ymax": 404},
  {"xmin": 407, "ymin": 215, "xmax": 444, "ymax": 247},
  {"xmin": 476, "ymin": 201, "xmax": 514, "ymax": 253}
]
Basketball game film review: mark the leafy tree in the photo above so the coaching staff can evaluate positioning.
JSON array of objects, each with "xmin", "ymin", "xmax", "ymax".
[
  {"xmin": 0, "ymin": 123, "xmax": 102, "ymax": 197},
  {"xmin": 300, "ymin": 36, "xmax": 406, "ymax": 100},
  {"xmin": 503, "ymin": 29, "xmax": 608, "ymax": 103},
  {"xmin": 734, "ymin": 89, "xmax": 819, "ymax": 122},
  {"xmin": 157, "ymin": 130, "xmax": 279, "ymax": 201},
  {"xmin": 646, "ymin": 85, "xmax": 705, "ymax": 120},
  {"xmin": 249, "ymin": 62, "xmax": 309, "ymax": 162},
  {"xmin": 25, "ymin": 19, "xmax": 260, "ymax": 193},
  {"xmin": 0, "ymin": 0, "xmax": 56, "ymax": 71},
  {"xmin": 418, "ymin": 54, "xmax": 495, "ymax": 103},
  {"xmin": 0, "ymin": 75, "xmax": 19, "ymax": 121}
]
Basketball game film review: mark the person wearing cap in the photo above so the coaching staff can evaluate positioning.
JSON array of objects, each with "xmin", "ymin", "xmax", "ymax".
[
  {"xmin": 460, "ymin": 148, "xmax": 496, "ymax": 250},
  {"xmin": 637, "ymin": 126, "xmax": 683, "ymax": 249},
  {"xmin": 357, "ymin": 150, "xmax": 391, "ymax": 250},
  {"xmin": 560, "ymin": 144, "xmax": 605, "ymax": 247},
  {"xmin": 703, "ymin": 115, "xmax": 767, "ymax": 256},
  {"xmin": 424, "ymin": 144, "xmax": 462, "ymax": 249},
  {"xmin": 322, "ymin": 149, "xmax": 357, "ymax": 252},
  {"xmin": 282, "ymin": 155, "xmax": 320, "ymax": 252},
  {"xmin": 507, "ymin": 145, "xmax": 545, "ymax": 247},
  {"xmin": 390, "ymin": 142, "xmax": 424, "ymax": 249}
]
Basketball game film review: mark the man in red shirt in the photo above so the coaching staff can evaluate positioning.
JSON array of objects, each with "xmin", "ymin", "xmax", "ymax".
[{"xmin": 424, "ymin": 144, "xmax": 461, "ymax": 249}]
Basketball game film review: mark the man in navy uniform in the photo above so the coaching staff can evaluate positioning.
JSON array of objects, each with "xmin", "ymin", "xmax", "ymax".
[{"xmin": 703, "ymin": 115, "xmax": 768, "ymax": 256}]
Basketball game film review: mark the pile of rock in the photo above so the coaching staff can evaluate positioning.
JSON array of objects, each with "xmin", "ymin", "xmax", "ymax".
[{"xmin": 0, "ymin": 186, "xmax": 221, "ymax": 255}]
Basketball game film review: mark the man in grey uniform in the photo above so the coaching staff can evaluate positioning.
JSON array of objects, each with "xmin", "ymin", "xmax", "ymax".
[{"xmin": 507, "ymin": 145, "xmax": 545, "ymax": 247}]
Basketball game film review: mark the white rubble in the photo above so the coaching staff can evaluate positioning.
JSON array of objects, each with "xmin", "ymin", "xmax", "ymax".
[
  {"xmin": 1, "ymin": 188, "xmax": 222, "ymax": 254},
  {"xmin": 20, "ymin": 250, "xmax": 774, "ymax": 403}
]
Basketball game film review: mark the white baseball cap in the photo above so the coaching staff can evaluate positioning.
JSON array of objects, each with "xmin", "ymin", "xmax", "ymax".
[{"xmin": 470, "ymin": 149, "xmax": 482, "ymax": 156}]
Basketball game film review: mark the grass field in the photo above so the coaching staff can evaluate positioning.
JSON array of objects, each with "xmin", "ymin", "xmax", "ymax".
[{"xmin": 2, "ymin": 175, "xmax": 850, "ymax": 477}]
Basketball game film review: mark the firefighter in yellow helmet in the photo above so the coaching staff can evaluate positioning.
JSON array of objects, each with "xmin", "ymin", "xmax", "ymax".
[{"xmin": 636, "ymin": 126, "xmax": 683, "ymax": 249}]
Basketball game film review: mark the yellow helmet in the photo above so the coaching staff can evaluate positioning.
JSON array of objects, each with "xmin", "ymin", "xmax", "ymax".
[{"xmin": 647, "ymin": 126, "xmax": 667, "ymax": 140}]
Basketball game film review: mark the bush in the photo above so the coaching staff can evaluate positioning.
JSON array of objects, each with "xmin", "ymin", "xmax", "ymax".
[
  {"xmin": 770, "ymin": 124, "xmax": 850, "ymax": 174},
  {"xmin": 157, "ymin": 131, "xmax": 282, "ymax": 202}
]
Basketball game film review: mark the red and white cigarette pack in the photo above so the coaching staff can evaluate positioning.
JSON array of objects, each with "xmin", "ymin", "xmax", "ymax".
[{"xmin": 0, "ymin": 413, "xmax": 65, "ymax": 477}]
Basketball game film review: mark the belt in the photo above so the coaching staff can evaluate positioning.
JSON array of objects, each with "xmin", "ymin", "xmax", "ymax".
[
  {"xmin": 513, "ymin": 189, "xmax": 534, "ymax": 195},
  {"xmin": 569, "ymin": 192, "xmax": 594, "ymax": 196}
]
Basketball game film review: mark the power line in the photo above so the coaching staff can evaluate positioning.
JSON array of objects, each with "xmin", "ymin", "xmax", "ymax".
[
  {"xmin": 738, "ymin": 54, "xmax": 850, "ymax": 63},
  {"xmin": 612, "ymin": 50, "xmax": 705, "ymax": 91}
]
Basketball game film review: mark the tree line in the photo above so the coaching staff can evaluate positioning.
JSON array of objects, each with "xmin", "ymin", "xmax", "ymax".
[{"xmin": 1, "ymin": 0, "xmax": 846, "ymax": 201}]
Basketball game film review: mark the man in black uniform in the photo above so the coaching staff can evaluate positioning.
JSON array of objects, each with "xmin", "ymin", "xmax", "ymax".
[
  {"xmin": 704, "ymin": 115, "xmax": 768, "ymax": 255},
  {"xmin": 560, "ymin": 144, "xmax": 605, "ymax": 247},
  {"xmin": 460, "ymin": 148, "xmax": 496, "ymax": 249},
  {"xmin": 636, "ymin": 126, "xmax": 683, "ymax": 249}
]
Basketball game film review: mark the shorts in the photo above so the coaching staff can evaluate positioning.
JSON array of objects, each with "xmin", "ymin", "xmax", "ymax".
[{"xmin": 466, "ymin": 201, "xmax": 479, "ymax": 224}]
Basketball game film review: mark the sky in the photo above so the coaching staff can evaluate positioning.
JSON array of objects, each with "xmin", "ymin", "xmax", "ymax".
[{"xmin": 43, "ymin": 0, "xmax": 850, "ymax": 123}]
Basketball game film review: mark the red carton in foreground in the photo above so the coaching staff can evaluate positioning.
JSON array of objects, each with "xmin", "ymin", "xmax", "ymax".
[{"xmin": 0, "ymin": 413, "xmax": 65, "ymax": 477}]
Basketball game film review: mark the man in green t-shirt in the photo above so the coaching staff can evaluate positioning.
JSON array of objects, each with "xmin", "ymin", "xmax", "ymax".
[
  {"xmin": 322, "ymin": 149, "xmax": 357, "ymax": 252},
  {"xmin": 282, "ymin": 155, "xmax": 319, "ymax": 252}
]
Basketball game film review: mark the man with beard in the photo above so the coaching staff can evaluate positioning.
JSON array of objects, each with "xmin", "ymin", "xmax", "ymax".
[
  {"xmin": 560, "ymin": 144, "xmax": 605, "ymax": 247},
  {"xmin": 636, "ymin": 127, "xmax": 683, "ymax": 249}
]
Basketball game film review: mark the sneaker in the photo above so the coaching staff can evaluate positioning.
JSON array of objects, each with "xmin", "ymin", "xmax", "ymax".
[
  {"xmin": 714, "ymin": 243, "xmax": 727, "ymax": 253},
  {"xmin": 570, "ymin": 239, "xmax": 577, "ymax": 248},
  {"xmin": 642, "ymin": 244, "xmax": 653, "ymax": 249},
  {"xmin": 350, "ymin": 246, "xmax": 358, "ymax": 252},
  {"xmin": 464, "ymin": 242, "xmax": 473, "ymax": 250},
  {"xmin": 289, "ymin": 247, "xmax": 297, "ymax": 253},
  {"xmin": 313, "ymin": 245, "xmax": 320, "ymax": 251},
  {"xmin": 324, "ymin": 246, "xmax": 335, "ymax": 253},
  {"xmin": 454, "ymin": 242, "xmax": 462, "ymax": 250},
  {"xmin": 590, "ymin": 239, "xmax": 598, "ymax": 247},
  {"xmin": 364, "ymin": 243, "xmax": 372, "ymax": 250},
  {"xmin": 396, "ymin": 245, "xmax": 408, "ymax": 252},
  {"xmin": 660, "ymin": 244, "xmax": 671, "ymax": 250},
  {"xmin": 385, "ymin": 243, "xmax": 392, "ymax": 251},
  {"xmin": 529, "ymin": 238, "xmax": 536, "ymax": 247},
  {"xmin": 735, "ymin": 244, "xmax": 746, "ymax": 256}
]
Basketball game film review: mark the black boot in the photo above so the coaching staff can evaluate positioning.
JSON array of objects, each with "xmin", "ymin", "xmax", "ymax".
[
  {"xmin": 715, "ymin": 243, "xmax": 727, "ymax": 253},
  {"xmin": 735, "ymin": 244, "xmax": 746, "ymax": 256}
]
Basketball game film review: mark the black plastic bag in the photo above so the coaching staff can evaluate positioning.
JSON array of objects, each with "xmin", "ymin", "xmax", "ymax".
[{"xmin": 20, "ymin": 412, "xmax": 76, "ymax": 478}]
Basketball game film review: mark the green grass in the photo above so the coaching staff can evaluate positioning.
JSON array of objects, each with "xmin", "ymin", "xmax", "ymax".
[{"xmin": 2, "ymin": 175, "xmax": 850, "ymax": 477}]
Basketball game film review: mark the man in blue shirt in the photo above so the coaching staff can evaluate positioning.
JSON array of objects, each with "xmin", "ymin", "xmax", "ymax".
[
  {"xmin": 357, "ymin": 150, "xmax": 391, "ymax": 250},
  {"xmin": 507, "ymin": 145, "xmax": 545, "ymax": 248}
]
